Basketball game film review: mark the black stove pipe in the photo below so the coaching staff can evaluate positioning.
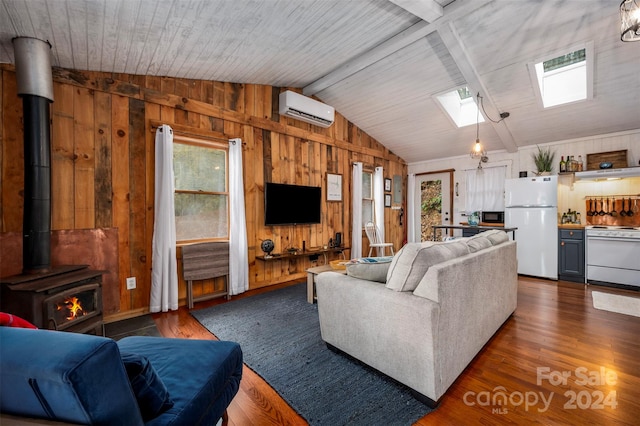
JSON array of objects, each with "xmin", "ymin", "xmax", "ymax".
[
  {"xmin": 22, "ymin": 95, "xmax": 51, "ymax": 273},
  {"xmin": 12, "ymin": 37, "xmax": 54, "ymax": 274}
]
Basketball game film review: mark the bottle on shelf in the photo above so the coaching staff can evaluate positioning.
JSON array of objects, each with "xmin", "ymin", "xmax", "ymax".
[
  {"xmin": 578, "ymin": 155, "xmax": 583, "ymax": 171},
  {"xmin": 560, "ymin": 156, "xmax": 566, "ymax": 173},
  {"xmin": 563, "ymin": 209, "xmax": 577, "ymax": 224}
]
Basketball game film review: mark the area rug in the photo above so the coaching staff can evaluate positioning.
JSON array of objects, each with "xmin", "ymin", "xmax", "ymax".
[
  {"xmin": 191, "ymin": 283, "xmax": 431, "ymax": 425},
  {"xmin": 592, "ymin": 291, "xmax": 640, "ymax": 318}
]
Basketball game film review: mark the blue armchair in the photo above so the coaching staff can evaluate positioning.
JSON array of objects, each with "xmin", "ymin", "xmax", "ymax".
[{"xmin": 0, "ymin": 327, "xmax": 242, "ymax": 425}]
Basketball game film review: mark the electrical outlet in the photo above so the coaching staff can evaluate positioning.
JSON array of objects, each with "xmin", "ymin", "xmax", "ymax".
[{"xmin": 126, "ymin": 277, "xmax": 136, "ymax": 290}]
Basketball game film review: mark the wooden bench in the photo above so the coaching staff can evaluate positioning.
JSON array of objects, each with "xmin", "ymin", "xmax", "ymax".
[{"xmin": 181, "ymin": 242, "xmax": 230, "ymax": 309}]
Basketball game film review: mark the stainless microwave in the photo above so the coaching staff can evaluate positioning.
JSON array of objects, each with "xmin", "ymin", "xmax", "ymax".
[{"xmin": 481, "ymin": 211, "xmax": 504, "ymax": 224}]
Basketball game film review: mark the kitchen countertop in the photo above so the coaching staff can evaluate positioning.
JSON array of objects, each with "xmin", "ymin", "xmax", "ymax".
[
  {"xmin": 558, "ymin": 224, "xmax": 585, "ymax": 230},
  {"xmin": 460, "ymin": 222, "xmax": 505, "ymax": 227}
]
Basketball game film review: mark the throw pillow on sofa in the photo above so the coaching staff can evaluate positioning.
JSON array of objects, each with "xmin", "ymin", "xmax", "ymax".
[
  {"xmin": 465, "ymin": 235, "xmax": 492, "ymax": 252},
  {"xmin": 0, "ymin": 312, "xmax": 37, "ymax": 329},
  {"xmin": 121, "ymin": 352, "xmax": 174, "ymax": 421},
  {"xmin": 385, "ymin": 241, "xmax": 470, "ymax": 292},
  {"xmin": 481, "ymin": 229, "xmax": 509, "ymax": 245},
  {"xmin": 465, "ymin": 230, "xmax": 509, "ymax": 252},
  {"xmin": 346, "ymin": 257, "xmax": 393, "ymax": 283}
]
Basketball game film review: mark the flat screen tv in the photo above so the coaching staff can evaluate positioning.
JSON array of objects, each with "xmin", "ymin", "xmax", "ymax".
[{"xmin": 265, "ymin": 182, "xmax": 321, "ymax": 225}]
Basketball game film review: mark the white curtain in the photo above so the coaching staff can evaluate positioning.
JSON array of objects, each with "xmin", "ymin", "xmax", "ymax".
[
  {"xmin": 151, "ymin": 125, "xmax": 179, "ymax": 313},
  {"xmin": 229, "ymin": 138, "xmax": 249, "ymax": 295},
  {"xmin": 465, "ymin": 166, "xmax": 507, "ymax": 213},
  {"xmin": 373, "ymin": 167, "xmax": 385, "ymax": 254},
  {"xmin": 351, "ymin": 162, "xmax": 363, "ymax": 258},
  {"xmin": 407, "ymin": 173, "xmax": 417, "ymax": 243}
]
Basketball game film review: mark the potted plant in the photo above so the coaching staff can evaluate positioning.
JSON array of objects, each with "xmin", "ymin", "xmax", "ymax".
[{"xmin": 532, "ymin": 146, "xmax": 555, "ymax": 175}]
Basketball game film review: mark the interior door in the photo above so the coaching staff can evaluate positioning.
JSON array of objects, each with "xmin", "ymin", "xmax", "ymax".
[{"xmin": 413, "ymin": 172, "xmax": 452, "ymax": 242}]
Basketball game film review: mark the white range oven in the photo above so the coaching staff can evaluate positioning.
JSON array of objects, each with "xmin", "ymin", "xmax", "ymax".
[{"xmin": 585, "ymin": 226, "xmax": 640, "ymax": 289}]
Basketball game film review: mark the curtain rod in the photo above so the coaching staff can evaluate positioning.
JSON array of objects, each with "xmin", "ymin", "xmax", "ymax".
[
  {"xmin": 152, "ymin": 123, "xmax": 233, "ymax": 143},
  {"xmin": 154, "ymin": 125, "xmax": 230, "ymax": 149},
  {"xmin": 350, "ymin": 160, "xmax": 377, "ymax": 171},
  {"xmin": 460, "ymin": 164, "xmax": 506, "ymax": 172},
  {"xmin": 176, "ymin": 134, "xmax": 229, "ymax": 148}
]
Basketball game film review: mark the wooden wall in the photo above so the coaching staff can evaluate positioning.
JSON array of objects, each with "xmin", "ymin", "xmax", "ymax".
[{"xmin": 0, "ymin": 64, "xmax": 407, "ymax": 320}]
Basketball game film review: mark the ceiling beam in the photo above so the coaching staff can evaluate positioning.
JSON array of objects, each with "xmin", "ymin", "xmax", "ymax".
[
  {"xmin": 437, "ymin": 22, "xmax": 519, "ymax": 153},
  {"xmin": 387, "ymin": 0, "xmax": 443, "ymax": 23},
  {"xmin": 303, "ymin": 20, "xmax": 431, "ymax": 96},
  {"xmin": 303, "ymin": 0, "xmax": 491, "ymax": 96}
]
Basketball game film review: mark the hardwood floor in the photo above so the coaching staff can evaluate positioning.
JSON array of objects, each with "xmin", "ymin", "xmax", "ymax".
[{"xmin": 153, "ymin": 277, "xmax": 640, "ymax": 425}]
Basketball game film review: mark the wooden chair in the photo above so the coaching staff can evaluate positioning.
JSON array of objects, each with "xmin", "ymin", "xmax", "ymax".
[
  {"xmin": 364, "ymin": 222, "xmax": 394, "ymax": 257},
  {"xmin": 181, "ymin": 241, "xmax": 230, "ymax": 309}
]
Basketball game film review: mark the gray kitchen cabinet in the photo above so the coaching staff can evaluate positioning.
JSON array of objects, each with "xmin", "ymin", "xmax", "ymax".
[{"xmin": 558, "ymin": 229, "xmax": 584, "ymax": 283}]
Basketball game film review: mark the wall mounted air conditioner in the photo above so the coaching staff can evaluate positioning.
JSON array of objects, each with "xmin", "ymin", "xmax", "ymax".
[{"xmin": 279, "ymin": 90, "xmax": 335, "ymax": 128}]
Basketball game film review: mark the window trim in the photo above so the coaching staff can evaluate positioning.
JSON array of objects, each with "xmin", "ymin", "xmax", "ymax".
[
  {"xmin": 434, "ymin": 85, "xmax": 485, "ymax": 128},
  {"xmin": 528, "ymin": 41, "xmax": 594, "ymax": 110},
  {"xmin": 172, "ymin": 133, "xmax": 230, "ymax": 245}
]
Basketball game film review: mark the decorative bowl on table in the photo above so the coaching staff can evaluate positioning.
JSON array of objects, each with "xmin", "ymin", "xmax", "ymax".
[
  {"xmin": 599, "ymin": 162, "xmax": 613, "ymax": 169},
  {"xmin": 467, "ymin": 212, "xmax": 480, "ymax": 226}
]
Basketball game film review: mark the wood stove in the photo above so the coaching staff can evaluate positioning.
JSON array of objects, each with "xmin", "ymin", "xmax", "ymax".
[
  {"xmin": 1, "ymin": 265, "xmax": 104, "ymax": 334},
  {"xmin": 0, "ymin": 38, "xmax": 105, "ymax": 334}
]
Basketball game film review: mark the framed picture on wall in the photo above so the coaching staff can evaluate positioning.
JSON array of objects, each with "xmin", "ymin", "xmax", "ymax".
[
  {"xmin": 384, "ymin": 178, "xmax": 392, "ymax": 192},
  {"xmin": 327, "ymin": 173, "xmax": 342, "ymax": 201},
  {"xmin": 384, "ymin": 194, "xmax": 392, "ymax": 207}
]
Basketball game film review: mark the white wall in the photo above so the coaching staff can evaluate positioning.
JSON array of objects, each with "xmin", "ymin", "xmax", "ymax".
[{"xmin": 408, "ymin": 129, "xmax": 640, "ymax": 227}]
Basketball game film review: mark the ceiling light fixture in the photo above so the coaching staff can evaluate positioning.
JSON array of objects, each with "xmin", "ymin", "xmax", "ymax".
[
  {"xmin": 470, "ymin": 93, "xmax": 488, "ymax": 168},
  {"xmin": 470, "ymin": 93, "xmax": 511, "ymax": 169},
  {"xmin": 620, "ymin": 0, "xmax": 640, "ymax": 42}
]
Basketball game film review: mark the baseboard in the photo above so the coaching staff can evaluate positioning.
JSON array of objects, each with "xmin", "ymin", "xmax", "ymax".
[{"xmin": 103, "ymin": 307, "xmax": 150, "ymax": 323}]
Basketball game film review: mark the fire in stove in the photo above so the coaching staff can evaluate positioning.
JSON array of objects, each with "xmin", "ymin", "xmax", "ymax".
[
  {"xmin": 46, "ymin": 280, "xmax": 101, "ymax": 331},
  {"xmin": 57, "ymin": 296, "xmax": 84, "ymax": 321}
]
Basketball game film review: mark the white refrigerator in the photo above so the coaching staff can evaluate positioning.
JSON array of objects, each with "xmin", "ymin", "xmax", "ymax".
[{"xmin": 505, "ymin": 175, "xmax": 558, "ymax": 280}]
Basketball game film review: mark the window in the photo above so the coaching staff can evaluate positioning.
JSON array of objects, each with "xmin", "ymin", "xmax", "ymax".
[
  {"xmin": 435, "ymin": 86, "xmax": 484, "ymax": 128},
  {"xmin": 464, "ymin": 166, "xmax": 506, "ymax": 213},
  {"xmin": 173, "ymin": 139, "xmax": 228, "ymax": 242},
  {"xmin": 362, "ymin": 171, "xmax": 374, "ymax": 225},
  {"xmin": 530, "ymin": 42, "xmax": 593, "ymax": 108}
]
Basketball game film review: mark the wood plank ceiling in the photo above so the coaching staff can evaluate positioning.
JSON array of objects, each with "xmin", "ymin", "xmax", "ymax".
[{"xmin": 1, "ymin": 0, "xmax": 638, "ymax": 164}]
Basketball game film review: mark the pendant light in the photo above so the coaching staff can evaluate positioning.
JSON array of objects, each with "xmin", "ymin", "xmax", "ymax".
[
  {"xmin": 620, "ymin": 0, "xmax": 640, "ymax": 42},
  {"xmin": 470, "ymin": 93, "xmax": 487, "ymax": 168}
]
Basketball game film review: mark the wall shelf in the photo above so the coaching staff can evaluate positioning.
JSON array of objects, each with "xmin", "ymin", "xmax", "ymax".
[{"xmin": 256, "ymin": 246, "xmax": 349, "ymax": 262}]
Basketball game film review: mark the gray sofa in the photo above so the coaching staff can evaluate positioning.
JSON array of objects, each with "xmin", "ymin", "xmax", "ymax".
[{"xmin": 315, "ymin": 230, "xmax": 517, "ymax": 406}]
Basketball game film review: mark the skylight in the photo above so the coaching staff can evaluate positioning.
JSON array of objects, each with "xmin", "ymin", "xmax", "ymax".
[
  {"xmin": 436, "ymin": 86, "xmax": 484, "ymax": 128},
  {"xmin": 530, "ymin": 42, "xmax": 594, "ymax": 108}
]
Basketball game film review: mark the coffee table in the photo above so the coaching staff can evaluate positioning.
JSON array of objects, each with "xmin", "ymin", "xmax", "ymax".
[{"xmin": 306, "ymin": 265, "xmax": 346, "ymax": 303}]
